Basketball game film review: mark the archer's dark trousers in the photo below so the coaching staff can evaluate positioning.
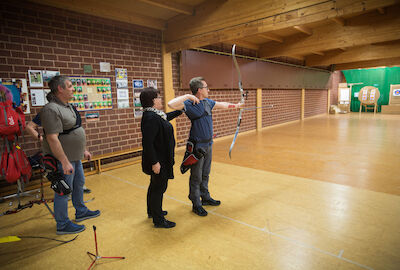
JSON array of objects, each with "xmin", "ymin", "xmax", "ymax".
[
  {"xmin": 189, "ymin": 145, "xmax": 212, "ymax": 207},
  {"xmin": 147, "ymin": 173, "xmax": 168, "ymax": 224}
]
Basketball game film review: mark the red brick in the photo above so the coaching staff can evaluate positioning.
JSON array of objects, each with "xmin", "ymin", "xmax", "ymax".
[
  {"xmin": 40, "ymin": 60, "xmax": 53, "ymax": 67},
  {"xmin": 28, "ymin": 53, "xmax": 43, "ymax": 59},
  {"xmin": 39, "ymin": 46, "xmax": 53, "ymax": 53},
  {"xmin": 43, "ymin": 40, "xmax": 56, "ymax": 47},
  {"xmin": 24, "ymin": 59, "xmax": 39, "ymax": 66},
  {"xmin": 44, "ymin": 54, "xmax": 57, "ymax": 60},
  {"xmin": 8, "ymin": 58, "xmax": 24, "ymax": 65},
  {"xmin": 68, "ymin": 62, "xmax": 80, "ymax": 68},
  {"xmin": 57, "ymin": 42, "xmax": 70, "ymax": 49}
]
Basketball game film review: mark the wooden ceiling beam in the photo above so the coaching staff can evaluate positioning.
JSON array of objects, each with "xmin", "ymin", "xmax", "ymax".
[
  {"xmin": 293, "ymin": 25, "xmax": 312, "ymax": 35},
  {"xmin": 306, "ymin": 42, "xmax": 400, "ymax": 66},
  {"xmin": 28, "ymin": 0, "xmax": 166, "ymax": 29},
  {"xmin": 164, "ymin": 0, "xmax": 398, "ymax": 52},
  {"xmin": 330, "ymin": 17, "xmax": 345, "ymax": 26},
  {"xmin": 225, "ymin": 40, "xmax": 260, "ymax": 51},
  {"xmin": 259, "ymin": 33, "xmax": 283, "ymax": 43},
  {"xmin": 259, "ymin": 5, "xmax": 400, "ymax": 58},
  {"xmin": 311, "ymin": 51, "xmax": 324, "ymax": 56},
  {"xmin": 288, "ymin": 55, "xmax": 305, "ymax": 61},
  {"xmin": 138, "ymin": 0, "xmax": 193, "ymax": 15},
  {"xmin": 334, "ymin": 57, "xmax": 400, "ymax": 70}
]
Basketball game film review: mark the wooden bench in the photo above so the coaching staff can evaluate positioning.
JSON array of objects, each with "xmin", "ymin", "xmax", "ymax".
[{"xmin": 82, "ymin": 147, "xmax": 142, "ymax": 176}]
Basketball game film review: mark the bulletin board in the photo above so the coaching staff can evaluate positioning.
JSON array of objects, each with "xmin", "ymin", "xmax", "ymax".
[{"xmin": 69, "ymin": 77, "xmax": 112, "ymax": 111}]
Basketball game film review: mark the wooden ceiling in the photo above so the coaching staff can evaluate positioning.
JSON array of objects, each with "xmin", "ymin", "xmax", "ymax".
[{"xmin": 30, "ymin": 0, "xmax": 400, "ymax": 70}]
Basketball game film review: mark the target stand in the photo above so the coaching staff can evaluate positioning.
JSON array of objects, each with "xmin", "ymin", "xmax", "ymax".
[{"xmin": 86, "ymin": 225, "xmax": 125, "ymax": 270}]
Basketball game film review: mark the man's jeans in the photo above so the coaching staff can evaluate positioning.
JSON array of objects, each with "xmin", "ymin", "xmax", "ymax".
[{"xmin": 54, "ymin": 160, "xmax": 88, "ymax": 230}]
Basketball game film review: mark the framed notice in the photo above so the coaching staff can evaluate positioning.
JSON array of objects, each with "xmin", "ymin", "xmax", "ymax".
[
  {"xmin": 69, "ymin": 77, "xmax": 112, "ymax": 111},
  {"xmin": 28, "ymin": 70, "xmax": 43, "ymax": 87},
  {"xmin": 133, "ymin": 80, "xmax": 144, "ymax": 118}
]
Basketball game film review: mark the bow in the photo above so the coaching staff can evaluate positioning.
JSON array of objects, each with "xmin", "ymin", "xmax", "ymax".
[{"xmin": 228, "ymin": 44, "xmax": 246, "ymax": 158}]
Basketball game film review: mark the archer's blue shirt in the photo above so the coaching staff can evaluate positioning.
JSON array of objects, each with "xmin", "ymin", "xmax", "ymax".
[
  {"xmin": 33, "ymin": 113, "xmax": 41, "ymax": 125},
  {"xmin": 184, "ymin": 98, "xmax": 216, "ymax": 148}
]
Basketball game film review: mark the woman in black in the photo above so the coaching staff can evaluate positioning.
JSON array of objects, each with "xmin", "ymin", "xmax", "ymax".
[{"xmin": 140, "ymin": 87, "xmax": 183, "ymax": 228}]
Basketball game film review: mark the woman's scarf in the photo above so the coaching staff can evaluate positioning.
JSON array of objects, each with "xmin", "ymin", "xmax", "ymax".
[{"xmin": 143, "ymin": 107, "xmax": 167, "ymax": 121}]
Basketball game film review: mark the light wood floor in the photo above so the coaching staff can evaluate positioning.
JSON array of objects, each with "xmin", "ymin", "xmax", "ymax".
[{"xmin": 0, "ymin": 113, "xmax": 399, "ymax": 270}]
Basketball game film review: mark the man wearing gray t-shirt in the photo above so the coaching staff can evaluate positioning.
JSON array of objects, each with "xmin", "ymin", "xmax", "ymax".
[{"xmin": 41, "ymin": 75, "xmax": 100, "ymax": 235}]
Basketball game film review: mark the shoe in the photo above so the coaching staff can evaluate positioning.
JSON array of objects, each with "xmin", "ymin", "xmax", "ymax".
[
  {"xmin": 154, "ymin": 219, "xmax": 176, "ymax": 228},
  {"xmin": 192, "ymin": 206, "xmax": 208, "ymax": 216},
  {"xmin": 75, "ymin": 209, "xmax": 101, "ymax": 222},
  {"xmin": 83, "ymin": 188, "xmax": 91, "ymax": 194},
  {"xmin": 202, "ymin": 198, "xmax": 221, "ymax": 206},
  {"xmin": 57, "ymin": 222, "xmax": 86, "ymax": 235},
  {"xmin": 148, "ymin": 211, "xmax": 168, "ymax": 218}
]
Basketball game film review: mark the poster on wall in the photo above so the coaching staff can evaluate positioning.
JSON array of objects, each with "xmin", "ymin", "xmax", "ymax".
[
  {"xmin": 133, "ymin": 79, "xmax": 143, "ymax": 89},
  {"xmin": 115, "ymin": 68, "xmax": 129, "ymax": 108},
  {"xmin": 69, "ymin": 76, "xmax": 112, "ymax": 111},
  {"xmin": 147, "ymin": 79, "xmax": 157, "ymax": 89},
  {"xmin": 117, "ymin": 88, "xmax": 129, "ymax": 108},
  {"xmin": 30, "ymin": 89, "xmax": 50, "ymax": 106},
  {"xmin": 0, "ymin": 78, "xmax": 30, "ymax": 114},
  {"xmin": 28, "ymin": 70, "xmax": 43, "ymax": 87},
  {"xmin": 42, "ymin": 70, "xmax": 60, "ymax": 82},
  {"xmin": 30, "ymin": 89, "xmax": 46, "ymax": 106},
  {"xmin": 133, "ymin": 80, "xmax": 144, "ymax": 118},
  {"xmin": 115, "ymin": 68, "xmax": 127, "ymax": 80}
]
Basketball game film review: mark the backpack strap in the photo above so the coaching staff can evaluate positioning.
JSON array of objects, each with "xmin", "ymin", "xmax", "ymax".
[
  {"xmin": 190, "ymin": 99, "xmax": 211, "ymax": 123},
  {"xmin": 59, "ymin": 105, "xmax": 81, "ymax": 135}
]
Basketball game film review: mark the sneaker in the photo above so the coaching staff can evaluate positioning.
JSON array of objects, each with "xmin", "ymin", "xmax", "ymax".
[
  {"xmin": 75, "ymin": 209, "xmax": 101, "ymax": 222},
  {"xmin": 192, "ymin": 205, "xmax": 208, "ymax": 216},
  {"xmin": 148, "ymin": 211, "xmax": 168, "ymax": 218},
  {"xmin": 56, "ymin": 222, "xmax": 86, "ymax": 235},
  {"xmin": 83, "ymin": 188, "xmax": 92, "ymax": 194},
  {"xmin": 154, "ymin": 219, "xmax": 176, "ymax": 228},
  {"xmin": 202, "ymin": 198, "xmax": 221, "ymax": 206}
]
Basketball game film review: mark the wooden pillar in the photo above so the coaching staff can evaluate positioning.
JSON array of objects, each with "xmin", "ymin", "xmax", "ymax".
[
  {"xmin": 256, "ymin": 88, "xmax": 262, "ymax": 131},
  {"xmin": 327, "ymin": 89, "xmax": 331, "ymax": 114},
  {"xmin": 161, "ymin": 44, "xmax": 177, "ymax": 139},
  {"xmin": 301, "ymin": 88, "xmax": 305, "ymax": 120}
]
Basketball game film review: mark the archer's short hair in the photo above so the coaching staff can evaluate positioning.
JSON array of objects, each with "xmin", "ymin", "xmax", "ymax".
[
  {"xmin": 48, "ymin": 75, "xmax": 69, "ymax": 93},
  {"xmin": 189, "ymin": 77, "xmax": 205, "ymax": 95}
]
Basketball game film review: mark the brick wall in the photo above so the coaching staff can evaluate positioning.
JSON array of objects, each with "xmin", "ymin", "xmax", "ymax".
[
  {"xmin": 329, "ymin": 70, "xmax": 345, "ymax": 105},
  {"xmin": 262, "ymin": 89, "xmax": 301, "ymax": 127},
  {"xmin": 304, "ymin": 89, "xmax": 328, "ymax": 118},
  {"xmin": 0, "ymin": 1, "xmax": 337, "ymax": 159},
  {"xmin": 0, "ymin": 1, "xmax": 162, "ymax": 157}
]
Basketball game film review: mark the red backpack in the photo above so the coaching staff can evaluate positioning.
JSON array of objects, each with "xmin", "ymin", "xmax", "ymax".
[
  {"xmin": 0, "ymin": 142, "xmax": 21, "ymax": 183},
  {"xmin": 15, "ymin": 144, "xmax": 32, "ymax": 182},
  {"xmin": 0, "ymin": 100, "xmax": 21, "ymax": 140}
]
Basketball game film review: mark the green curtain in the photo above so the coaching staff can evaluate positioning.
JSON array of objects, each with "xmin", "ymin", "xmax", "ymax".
[{"xmin": 342, "ymin": 67, "xmax": 400, "ymax": 112}]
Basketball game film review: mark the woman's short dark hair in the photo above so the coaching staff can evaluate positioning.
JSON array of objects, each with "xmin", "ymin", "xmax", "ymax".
[{"xmin": 140, "ymin": 87, "xmax": 159, "ymax": 108}]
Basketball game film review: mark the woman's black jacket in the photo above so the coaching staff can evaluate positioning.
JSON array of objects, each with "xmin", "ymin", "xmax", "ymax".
[{"xmin": 141, "ymin": 110, "xmax": 182, "ymax": 179}]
